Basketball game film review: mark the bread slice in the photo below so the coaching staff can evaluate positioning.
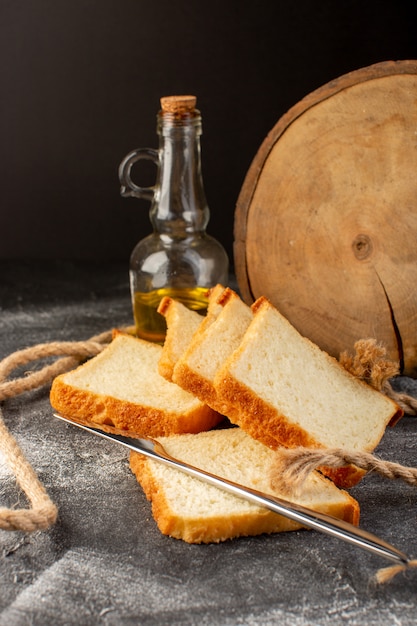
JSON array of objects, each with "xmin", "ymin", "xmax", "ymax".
[
  {"xmin": 50, "ymin": 332, "xmax": 223, "ymax": 437},
  {"xmin": 214, "ymin": 297, "xmax": 402, "ymax": 488},
  {"xmin": 157, "ymin": 283, "xmax": 226, "ymax": 382},
  {"xmin": 172, "ymin": 288, "xmax": 253, "ymax": 412},
  {"xmin": 157, "ymin": 298, "xmax": 203, "ymax": 381},
  {"xmin": 129, "ymin": 428, "xmax": 360, "ymax": 543}
]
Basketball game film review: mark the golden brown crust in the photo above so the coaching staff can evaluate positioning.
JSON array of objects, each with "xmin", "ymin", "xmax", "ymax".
[
  {"xmin": 318, "ymin": 465, "xmax": 366, "ymax": 490},
  {"xmin": 171, "ymin": 286, "xmax": 250, "ymax": 410},
  {"xmin": 157, "ymin": 359, "xmax": 174, "ymax": 383},
  {"xmin": 172, "ymin": 363, "xmax": 233, "ymax": 417},
  {"xmin": 216, "ymin": 286, "xmax": 237, "ymax": 307},
  {"xmin": 214, "ymin": 374, "xmax": 367, "ymax": 488},
  {"xmin": 157, "ymin": 297, "xmax": 183, "ymax": 382},
  {"xmin": 156, "ymin": 296, "xmax": 172, "ymax": 317},
  {"xmin": 207, "ymin": 283, "xmax": 226, "ymax": 305},
  {"xmin": 172, "ymin": 363, "xmax": 219, "ymax": 409},
  {"xmin": 217, "ymin": 296, "xmax": 400, "ymax": 488},
  {"xmin": 250, "ymin": 295, "xmax": 270, "ymax": 314},
  {"xmin": 157, "ymin": 296, "xmax": 205, "ymax": 382},
  {"xmin": 215, "ymin": 373, "xmax": 318, "ymax": 449},
  {"xmin": 50, "ymin": 376, "xmax": 222, "ymax": 438},
  {"xmin": 129, "ymin": 450, "xmax": 360, "ymax": 543},
  {"xmin": 309, "ymin": 491, "xmax": 360, "ymax": 527}
]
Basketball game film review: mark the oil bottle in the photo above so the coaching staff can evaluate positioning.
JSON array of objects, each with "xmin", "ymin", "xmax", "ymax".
[{"xmin": 119, "ymin": 95, "xmax": 229, "ymax": 343}]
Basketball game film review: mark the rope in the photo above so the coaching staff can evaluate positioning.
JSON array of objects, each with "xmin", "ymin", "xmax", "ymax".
[
  {"xmin": 383, "ymin": 380, "xmax": 417, "ymax": 416},
  {"xmin": 0, "ymin": 330, "xmax": 114, "ymax": 533},
  {"xmin": 0, "ymin": 415, "xmax": 58, "ymax": 531},
  {"xmin": 1, "ymin": 331, "xmax": 417, "ymax": 582},
  {"xmin": 267, "ymin": 338, "xmax": 417, "ymax": 583},
  {"xmin": 338, "ymin": 338, "xmax": 417, "ymax": 416},
  {"xmin": 374, "ymin": 560, "xmax": 417, "ymax": 584},
  {"xmin": 269, "ymin": 446, "xmax": 417, "ymax": 583},
  {"xmin": 270, "ymin": 447, "xmax": 417, "ymax": 495}
]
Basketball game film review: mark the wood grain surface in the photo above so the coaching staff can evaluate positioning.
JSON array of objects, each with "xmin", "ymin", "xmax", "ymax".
[{"xmin": 235, "ymin": 60, "xmax": 417, "ymax": 376}]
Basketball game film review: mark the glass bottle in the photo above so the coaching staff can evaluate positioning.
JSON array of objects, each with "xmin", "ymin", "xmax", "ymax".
[{"xmin": 119, "ymin": 95, "xmax": 229, "ymax": 343}]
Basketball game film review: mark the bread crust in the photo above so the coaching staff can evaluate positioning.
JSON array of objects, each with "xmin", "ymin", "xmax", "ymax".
[
  {"xmin": 210, "ymin": 296, "xmax": 402, "ymax": 489},
  {"xmin": 130, "ymin": 429, "xmax": 359, "ymax": 543},
  {"xmin": 129, "ymin": 449, "xmax": 360, "ymax": 543},
  {"xmin": 214, "ymin": 373, "xmax": 316, "ymax": 448},
  {"xmin": 172, "ymin": 286, "xmax": 253, "ymax": 413},
  {"xmin": 157, "ymin": 296, "xmax": 203, "ymax": 382},
  {"xmin": 214, "ymin": 373, "xmax": 370, "ymax": 488},
  {"xmin": 172, "ymin": 362, "xmax": 219, "ymax": 409},
  {"xmin": 157, "ymin": 285, "xmax": 227, "ymax": 383},
  {"xmin": 50, "ymin": 376, "xmax": 222, "ymax": 438}
]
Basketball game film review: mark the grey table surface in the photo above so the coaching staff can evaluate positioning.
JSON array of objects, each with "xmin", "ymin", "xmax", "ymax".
[{"xmin": 1, "ymin": 260, "xmax": 417, "ymax": 626}]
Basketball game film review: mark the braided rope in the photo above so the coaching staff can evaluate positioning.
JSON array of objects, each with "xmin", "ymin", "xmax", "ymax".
[
  {"xmin": 270, "ymin": 447, "xmax": 417, "ymax": 496},
  {"xmin": 1, "ymin": 331, "xmax": 417, "ymax": 583},
  {"xmin": 269, "ymin": 446, "xmax": 417, "ymax": 584},
  {"xmin": 0, "ymin": 331, "xmax": 114, "ymax": 532}
]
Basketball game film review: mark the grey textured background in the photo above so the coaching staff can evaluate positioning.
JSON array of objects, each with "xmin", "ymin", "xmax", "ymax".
[
  {"xmin": 1, "ymin": 261, "xmax": 417, "ymax": 625},
  {"xmin": 2, "ymin": 3, "xmax": 417, "ymax": 621}
]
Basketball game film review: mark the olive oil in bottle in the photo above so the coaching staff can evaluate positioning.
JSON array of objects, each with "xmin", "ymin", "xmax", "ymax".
[
  {"xmin": 119, "ymin": 95, "xmax": 229, "ymax": 342},
  {"xmin": 133, "ymin": 286, "xmax": 211, "ymax": 343}
]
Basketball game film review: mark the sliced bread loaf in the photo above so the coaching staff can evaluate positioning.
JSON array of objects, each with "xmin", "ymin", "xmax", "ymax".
[
  {"xmin": 157, "ymin": 283, "xmax": 226, "ymax": 382},
  {"xmin": 214, "ymin": 297, "xmax": 402, "ymax": 488},
  {"xmin": 172, "ymin": 288, "xmax": 253, "ymax": 412},
  {"xmin": 50, "ymin": 332, "xmax": 223, "ymax": 437},
  {"xmin": 129, "ymin": 427, "xmax": 360, "ymax": 543}
]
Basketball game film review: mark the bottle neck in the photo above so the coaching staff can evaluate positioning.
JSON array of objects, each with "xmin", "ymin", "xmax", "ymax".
[{"xmin": 151, "ymin": 110, "xmax": 209, "ymax": 236}]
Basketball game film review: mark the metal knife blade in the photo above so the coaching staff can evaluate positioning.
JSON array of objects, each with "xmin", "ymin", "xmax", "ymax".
[{"xmin": 53, "ymin": 413, "xmax": 410, "ymax": 566}]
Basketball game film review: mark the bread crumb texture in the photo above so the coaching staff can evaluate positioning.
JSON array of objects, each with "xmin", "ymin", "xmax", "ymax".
[
  {"xmin": 129, "ymin": 428, "xmax": 359, "ymax": 543},
  {"xmin": 216, "ymin": 299, "xmax": 398, "ymax": 452},
  {"xmin": 50, "ymin": 333, "xmax": 222, "ymax": 437}
]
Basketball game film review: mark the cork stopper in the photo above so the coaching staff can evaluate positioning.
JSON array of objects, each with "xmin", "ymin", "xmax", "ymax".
[{"xmin": 160, "ymin": 95, "xmax": 197, "ymax": 115}]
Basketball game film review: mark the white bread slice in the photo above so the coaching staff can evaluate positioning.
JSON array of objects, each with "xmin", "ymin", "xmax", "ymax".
[
  {"xmin": 50, "ymin": 332, "xmax": 223, "ymax": 437},
  {"xmin": 214, "ymin": 297, "xmax": 402, "ymax": 488},
  {"xmin": 129, "ymin": 428, "xmax": 360, "ymax": 543},
  {"xmin": 157, "ymin": 283, "xmax": 226, "ymax": 382},
  {"xmin": 172, "ymin": 288, "xmax": 253, "ymax": 412},
  {"xmin": 157, "ymin": 298, "xmax": 203, "ymax": 381}
]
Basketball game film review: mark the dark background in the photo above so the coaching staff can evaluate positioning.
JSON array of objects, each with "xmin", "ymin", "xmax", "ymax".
[{"xmin": 1, "ymin": 0, "xmax": 416, "ymax": 267}]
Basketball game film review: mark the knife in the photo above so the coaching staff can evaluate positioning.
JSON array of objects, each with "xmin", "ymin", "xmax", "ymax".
[{"xmin": 53, "ymin": 413, "xmax": 410, "ymax": 567}]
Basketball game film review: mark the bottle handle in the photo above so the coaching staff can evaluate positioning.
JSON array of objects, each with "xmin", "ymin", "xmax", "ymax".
[{"xmin": 118, "ymin": 148, "xmax": 159, "ymax": 201}]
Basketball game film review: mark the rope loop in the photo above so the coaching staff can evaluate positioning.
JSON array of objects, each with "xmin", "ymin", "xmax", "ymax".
[
  {"xmin": 1, "ymin": 331, "xmax": 417, "ymax": 583},
  {"xmin": 0, "ymin": 329, "xmax": 114, "ymax": 533}
]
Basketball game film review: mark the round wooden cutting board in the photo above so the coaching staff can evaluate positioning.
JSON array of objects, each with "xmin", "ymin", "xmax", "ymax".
[{"xmin": 234, "ymin": 60, "xmax": 417, "ymax": 376}]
